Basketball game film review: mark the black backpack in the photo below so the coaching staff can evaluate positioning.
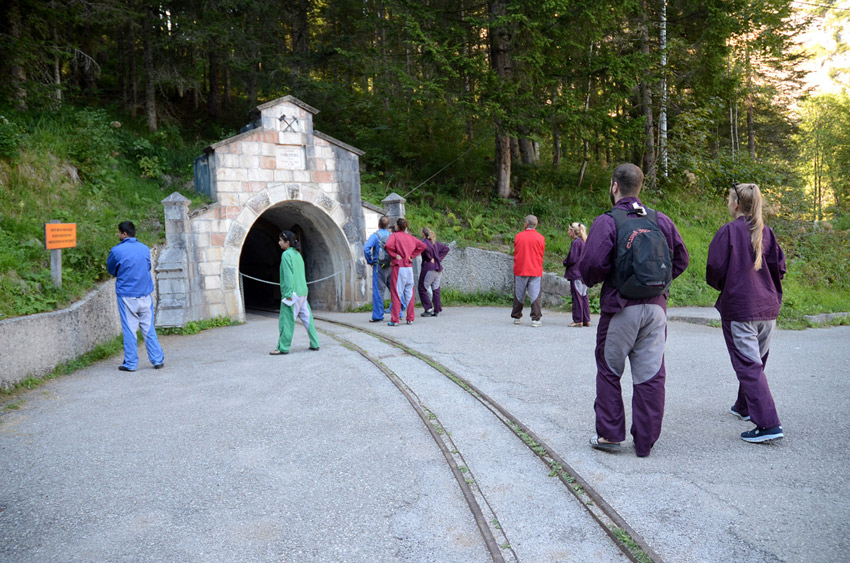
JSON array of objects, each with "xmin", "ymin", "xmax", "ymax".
[
  {"xmin": 606, "ymin": 206, "xmax": 672, "ymax": 299},
  {"xmin": 376, "ymin": 230, "xmax": 391, "ymax": 268}
]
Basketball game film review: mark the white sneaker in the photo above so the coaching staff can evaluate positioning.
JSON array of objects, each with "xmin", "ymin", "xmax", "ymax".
[
  {"xmin": 513, "ymin": 318, "xmax": 521, "ymax": 325},
  {"xmin": 531, "ymin": 320, "xmax": 542, "ymax": 327}
]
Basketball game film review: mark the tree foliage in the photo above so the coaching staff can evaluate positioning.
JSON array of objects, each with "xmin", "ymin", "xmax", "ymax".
[{"xmin": 0, "ymin": 0, "xmax": 833, "ymax": 207}]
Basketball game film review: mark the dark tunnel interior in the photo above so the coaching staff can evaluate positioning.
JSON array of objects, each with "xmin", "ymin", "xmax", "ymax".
[{"xmin": 239, "ymin": 202, "xmax": 343, "ymax": 312}]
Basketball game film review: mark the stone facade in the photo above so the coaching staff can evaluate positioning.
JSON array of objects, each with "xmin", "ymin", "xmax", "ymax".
[{"xmin": 157, "ymin": 96, "xmax": 372, "ymax": 326}]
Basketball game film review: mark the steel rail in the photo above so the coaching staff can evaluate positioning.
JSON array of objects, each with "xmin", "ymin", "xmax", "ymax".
[
  {"xmin": 316, "ymin": 328, "xmax": 511, "ymax": 563},
  {"xmin": 315, "ymin": 316, "xmax": 664, "ymax": 563}
]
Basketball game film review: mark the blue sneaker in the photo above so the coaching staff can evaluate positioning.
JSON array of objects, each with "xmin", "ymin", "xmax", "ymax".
[
  {"xmin": 730, "ymin": 407, "xmax": 751, "ymax": 421},
  {"xmin": 387, "ymin": 321, "xmax": 399, "ymax": 327},
  {"xmin": 741, "ymin": 425, "xmax": 783, "ymax": 443}
]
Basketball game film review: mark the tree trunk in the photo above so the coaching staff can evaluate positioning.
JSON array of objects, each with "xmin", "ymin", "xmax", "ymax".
[
  {"xmin": 247, "ymin": 61, "xmax": 258, "ymax": 109},
  {"xmin": 519, "ymin": 135, "xmax": 536, "ymax": 165},
  {"xmin": 495, "ymin": 125, "xmax": 512, "ymax": 198},
  {"xmin": 52, "ymin": 27, "xmax": 62, "ymax": 103},
  {"xmin": 129, "ymin": 21, "xmax": 138, "ymax": 118},
  {"xmin": 639, "ymin": 0, "xmax": 656, "ymax": 190},
  {"xmin": 291, "ymin": 0, "xmax": 310, "ymax": 82},
  {"xmin": 553, "ymin": 127, "xmax": 561, "ymax": 167},
  {"xmin": 8, "ymin": 0, "xmax": 27, "ymax": 110},
  {"xmin": 144, "ymin": 18, "xmax": 157, "ymax": 132},
  {"xmin": 746, "ymin": 44, "xmax": 756, "ymax": 159},
  {"xmin": 224, "ymin": 65, "xmax": 231, "ymax": 109},
  {"xmin": 208, "ymin": 47, "xmax": 220, "ymax": 119},
  {"xmin": 489, "ymin": 0, "xmax": 513, "ymax": 198},
  {"xmin": 658, "ymin": 0, "xmax": 668, "ymax": 176}
]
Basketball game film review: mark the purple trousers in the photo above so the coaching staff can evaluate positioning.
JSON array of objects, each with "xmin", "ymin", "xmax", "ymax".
[
  {"xmin": 418, "ymin": 270, "xmax": 442, "ymax": 313},
  {"xmin": 594, "ymin": 304, "xmax": 667, "ymax": 457},
  {"xmin": 721, "ymin": 319, "xmax": 781, "ymax": 428},
  {"xmin": 569, "ymin": 279, "xmax": 590, "ymax": 324}
]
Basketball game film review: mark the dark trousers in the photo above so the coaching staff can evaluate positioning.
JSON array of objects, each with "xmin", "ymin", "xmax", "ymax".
[
  {"xmin": 594, "ymin": 305, "xmax": 667, "ymax": 457},
  {"xmin": 418, "ymin": 270, "xmax": 442, "ymax": 313},
  {"xmin": 569, "ymin": 279, "xmax": 591, "ymax": 324},
  {"xmin": 511, "ymin": 276, "xmax": 542, "ymax": 321},
  {"xmin": 722, "ymin": 319, "xmax": 781, "ymax": 428}
]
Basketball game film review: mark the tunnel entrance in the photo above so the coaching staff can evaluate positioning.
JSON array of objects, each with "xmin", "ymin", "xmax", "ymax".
[{"xmin": 239, "ymin": 200, "xmax": 349, "ymax": 312}]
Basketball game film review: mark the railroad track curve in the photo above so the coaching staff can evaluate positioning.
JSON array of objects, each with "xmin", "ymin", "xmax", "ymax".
[{"xmin": 315, "ymin": 315, "xmax": 662, "ymax": 563}]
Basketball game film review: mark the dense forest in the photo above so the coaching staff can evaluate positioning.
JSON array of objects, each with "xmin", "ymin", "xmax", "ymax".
[
  {"xmin": 1, "ymin": 0, "xmax": 848, "ymax": 217},
  {"xmin": 1, "ymin": 1, "xmax": 849, "ymax": 324}
]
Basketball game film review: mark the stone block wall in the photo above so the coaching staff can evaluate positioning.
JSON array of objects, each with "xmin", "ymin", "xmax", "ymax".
[{"xmin": 439, "ymin": 244, "xmax": 570, "ymax": 307}]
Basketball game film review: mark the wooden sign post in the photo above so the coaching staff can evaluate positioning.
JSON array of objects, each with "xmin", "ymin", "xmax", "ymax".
[{"xmin": 44, "ymin": 221, "xmax": 77, "ymax": 288}]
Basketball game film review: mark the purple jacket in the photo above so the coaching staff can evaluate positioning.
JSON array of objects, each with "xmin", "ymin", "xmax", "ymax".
[
  {"xmin": 420, "ymin": 239, "xmax": 450, "ymax": 273},
  {"xmin": 563, "ymin": 237, "xmax": 585, "ymax": 280},
  {"xmin": 706, "ymin": 216, "xmax": 785, "ymax": 321},
  {"xmin": 579, "ymin": 197, "xmax": 689, "ymax": 314}
]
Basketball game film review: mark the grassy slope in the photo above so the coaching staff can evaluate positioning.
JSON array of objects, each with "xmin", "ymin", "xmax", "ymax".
[
  {"xmin": 1, "ymin": 106, "xmax": 847, "ymax": 326},
  {"xmin": 363, "ymin": 168, "xmax": 850, "ymax": 327},
  {"xmin": 0, "ymin": 107, "xmax": 209, "ymax": 318}
]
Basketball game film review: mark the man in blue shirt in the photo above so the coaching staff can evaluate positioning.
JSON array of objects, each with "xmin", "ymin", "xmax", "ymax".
[
  {"xmin": 363, "ymin": 216, "xmax": 391, "ymax": 322},
  {"xmin": 107, "ymin": 221, "xmax": 165, "ymax": 372}
]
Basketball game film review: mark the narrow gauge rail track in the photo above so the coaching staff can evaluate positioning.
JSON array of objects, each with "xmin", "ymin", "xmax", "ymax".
[{"xmin": 315, "ymin": 316, "xmax": 663, "ymax": 563}]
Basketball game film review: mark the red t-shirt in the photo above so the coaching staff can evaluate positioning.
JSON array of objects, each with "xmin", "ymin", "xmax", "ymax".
[{"xmin": 514, "ymin": 229, "xmax": 545, "ymax": 276}]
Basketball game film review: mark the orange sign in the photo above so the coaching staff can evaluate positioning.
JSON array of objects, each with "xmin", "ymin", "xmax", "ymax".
[{"xmin": 45, "ymin": 223, "xmax": 77, "ymax": 250}]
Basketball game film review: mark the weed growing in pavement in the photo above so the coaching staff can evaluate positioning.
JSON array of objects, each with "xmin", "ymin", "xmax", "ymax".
[
  {"xmin": 157, "ymin": 316, "xmax": 237, "ymax": 335},
  {"xmin": 612, "ymin": 528, "xmax": 653, "ymax": 563}
]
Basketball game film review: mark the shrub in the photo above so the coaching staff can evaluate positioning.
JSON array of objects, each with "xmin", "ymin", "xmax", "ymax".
[{"xmin": 0, "ymin": 115, "xmax": 24, "ymax": 160}]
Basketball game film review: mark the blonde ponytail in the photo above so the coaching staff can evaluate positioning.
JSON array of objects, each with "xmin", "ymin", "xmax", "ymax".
[
  {"xmin": 732, "ymin": 183, "xmax": 765, "ymax": 270},
  {"xmin": 421, "ymin": 227, "xmax": 437, "ymax": 242}
]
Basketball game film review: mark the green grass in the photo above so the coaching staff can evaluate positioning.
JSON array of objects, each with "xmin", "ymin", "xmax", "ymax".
[
  {"xmin": 0, "ymin": 106, "xmax": 210, "ymax": 319},
  {"xmin": 157, "ymin": 316, "xmax": 238, "ymax": 335}
]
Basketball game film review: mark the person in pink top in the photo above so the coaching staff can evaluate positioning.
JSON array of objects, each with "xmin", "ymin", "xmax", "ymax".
[
  {"xmin": 511, "ymin": 215, "xmax": 546, "ymax": 326},
  {"xmin": 385, "ymin": 218, "xmax": 427, "ymax": 326}
]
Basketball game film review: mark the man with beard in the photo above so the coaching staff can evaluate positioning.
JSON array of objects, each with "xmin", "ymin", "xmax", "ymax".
[{"xmin": 579, "ymin": 163, "xmax": 689, "ymax": 457}]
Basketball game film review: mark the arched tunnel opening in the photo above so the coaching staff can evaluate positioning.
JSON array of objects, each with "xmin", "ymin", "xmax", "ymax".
[{"xmin": 239, "ymin": 201, "xmax": 349, "ymax": 313}]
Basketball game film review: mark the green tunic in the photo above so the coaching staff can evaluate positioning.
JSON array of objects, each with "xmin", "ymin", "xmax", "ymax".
[
  {"xmin": 276, "ymin": 247, "xmax": 319, "ymax": 353},
  {"xmin": 280, "ymin": 247, "xmax": 309, "ymax": 297}
]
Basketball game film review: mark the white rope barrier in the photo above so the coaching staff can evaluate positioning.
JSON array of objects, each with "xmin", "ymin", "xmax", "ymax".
[{"xmin": 240, "ymin": 270, "xmax": 344, "ymax": 286}]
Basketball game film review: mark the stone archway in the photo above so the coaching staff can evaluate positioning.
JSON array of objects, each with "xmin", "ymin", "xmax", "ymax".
[
  {"xmin": 238, "ymin": 199, "xmax": 353, "ymax": 312},
  {"xmin": 155, "ymin": 96, "xmax": 374, "ymax": 328}
]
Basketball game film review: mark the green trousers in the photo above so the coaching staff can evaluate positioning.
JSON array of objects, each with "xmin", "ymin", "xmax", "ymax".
[{"xmin": 277, "ymin": 295, "xmax": 320, "ymax": 353}]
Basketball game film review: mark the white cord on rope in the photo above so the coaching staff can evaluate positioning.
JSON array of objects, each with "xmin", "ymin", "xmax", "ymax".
[{"xmin": 240, "ymin": 270, "xmax": 344, "ymax": 286}]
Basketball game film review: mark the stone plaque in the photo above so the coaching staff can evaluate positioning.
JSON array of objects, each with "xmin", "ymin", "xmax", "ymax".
[{"xmin": 276, "ymin": 146, "xmax": 305, "ymax": 170}]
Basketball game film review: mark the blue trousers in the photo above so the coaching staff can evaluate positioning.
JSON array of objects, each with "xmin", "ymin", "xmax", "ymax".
[
  {"xmin": 371, "ymin": 265, "xmax": 391, "ymax": 320},
  {"xmin": 117, "ymin": 294, "xmax": 164, "ymax": 370}
]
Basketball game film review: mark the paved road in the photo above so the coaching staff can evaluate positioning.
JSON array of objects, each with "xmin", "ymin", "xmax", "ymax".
[{"xmin": 1, "ymin": 307, "xmax": 848, "ymax": 562}]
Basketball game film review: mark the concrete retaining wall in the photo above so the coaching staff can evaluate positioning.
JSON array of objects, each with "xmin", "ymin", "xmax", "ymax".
[
  {"xmin": 439, "ymin": 243, "xmax": 570, "ymax": 307},
  {"xmin": 0, "ymin": 243, "xmax": 567, "ymax": 390},
  {"xmin": 0, "ymin": 279, "xmax": 122, "ymax": 390}
]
